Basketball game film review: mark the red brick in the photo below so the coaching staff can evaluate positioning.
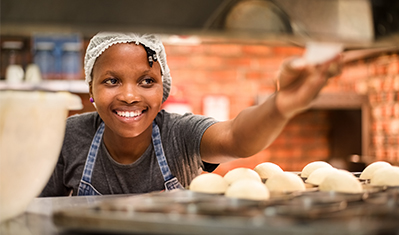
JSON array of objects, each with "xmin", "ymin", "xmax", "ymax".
[
  {"xmin": 167, "ymin": 56, "xmax": 191, "ymax": 69},
  {"xmin": 387, "ymin": 136, "xmax": 399, "ymax": 145},
  {"xmin": 388, "ymin": 58, "xmax": 399, "ymax": 74},
  {"xmin": 305, "ymin": 147, "xmax": 330, "ymax": 159},
  {"xmin": 386, "ymin": 147, "xmax": 398, "ymax": 163},
  {"xmin": 373, "ymin": 135, "xmax": 385, "ymax": 146},
  {"xmin": 393, "ymin": 104, "xmax": 399, "ymax": 118},
  {"xmin": 272, "ymin": 47, "xmax": 304, "ymax": 56},
  {"xmin": 164, "ymin": 44, "xmax": 205, "ymax": 56},
  {"xmin": 245, "ymin": 71, "xmax": 269, "ymax": 81},
  {"xmin": 242, "ymin": 45, "xmax": 273, "ymax": 56},
  {"xmin": 368, "ymin": 93, "xmax": 378, "ymax": 105},
  {"xmin": 394, "ymin": 75, "xmax": 399, "ymax": 91},
  {"xmin": 206, "ymin": 70, "xmax": 238, "ymax": 82},
  {"xmin": 372, "ymin": 107, "xmax": 383, "ymax": 118},
  {"xmin": 341, "ymin": 65, "xmax": 369, "ymax": 80},
  {"xmin": 206, "ymin": 44, "xmax": 243, "ymax": 57},
  {"xmin": 189, "ymin": 55, "xmax": 224, "ymax": 69},
  {"xmin": 225, "ymin": 57, "xmax": 253, "ymax": 68},
  {"xmin": 257, "ymin": 58, "xmax": 285, "ymax": 71}
]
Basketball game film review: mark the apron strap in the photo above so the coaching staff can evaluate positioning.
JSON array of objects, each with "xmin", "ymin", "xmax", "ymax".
[
  {"xmin": 152, "ymin": 121, "xmax": 175, "ymax": 182},
  {"xmin": 80, "ymin": 122, "xmax": 105, "ymax": 183}
]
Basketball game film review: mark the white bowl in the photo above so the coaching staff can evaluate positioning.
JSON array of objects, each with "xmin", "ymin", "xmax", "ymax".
[{"xmin": 0, "ymin": 90, "xmax": 82, "ymax": 222}]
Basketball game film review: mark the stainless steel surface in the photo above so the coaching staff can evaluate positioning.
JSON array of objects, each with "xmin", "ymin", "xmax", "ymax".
[
  {"xmin": 0, "ymin": 194, "xmax": 129, "ymax": 235},
  {"xmin": 52, "ymin": 188, "xmax": 399, "ymax": 235},
  {"xmin": 1, "ymin": 186, "xmax": 398, "ymax": 235}
]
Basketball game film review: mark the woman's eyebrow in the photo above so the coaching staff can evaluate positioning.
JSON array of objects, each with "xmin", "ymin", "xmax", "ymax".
[{"xmin": 102, "ymin": 70, "xmax": 117, "ymax": 76}]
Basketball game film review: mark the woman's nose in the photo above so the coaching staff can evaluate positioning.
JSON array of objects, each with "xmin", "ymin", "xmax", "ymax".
[{"xmin": 118, "ymin": 84, "xmax": 140, "ymax": 104}]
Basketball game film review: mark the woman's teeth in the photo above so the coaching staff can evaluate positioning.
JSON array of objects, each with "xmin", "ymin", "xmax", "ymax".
[{"xmin": 116, "ymin": 111, "xmax": 142, "ymax": 118}]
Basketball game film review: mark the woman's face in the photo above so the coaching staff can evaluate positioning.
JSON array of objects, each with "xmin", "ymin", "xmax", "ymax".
[{"xmin": 90, "ymin": 43, "xmax": 163, "ymax": 138}]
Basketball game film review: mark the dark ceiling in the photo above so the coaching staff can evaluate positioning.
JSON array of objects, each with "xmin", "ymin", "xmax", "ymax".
[
  {"xmin": 1, "ymin": 0, "xmax": 231, "ymax": 35},
  {"xmin": 1, "ymin": 0, "xmax": 399, "ymax": 49}
]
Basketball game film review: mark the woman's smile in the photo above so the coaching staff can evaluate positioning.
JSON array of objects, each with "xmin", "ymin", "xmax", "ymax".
[{"xmin": 114, "ymin": 109, "xmax": 147, "ymax": 118}]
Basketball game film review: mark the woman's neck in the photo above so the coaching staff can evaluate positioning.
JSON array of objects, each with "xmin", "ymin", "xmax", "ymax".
[{"xmin": 102, "ymin": 125, "xmax": 153, "ymax": 165}]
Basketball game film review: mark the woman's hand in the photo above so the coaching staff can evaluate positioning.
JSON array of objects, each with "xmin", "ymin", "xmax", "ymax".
[{"xmin": 275, "ymin": 54, "xmax": 342, "ymax": 119}]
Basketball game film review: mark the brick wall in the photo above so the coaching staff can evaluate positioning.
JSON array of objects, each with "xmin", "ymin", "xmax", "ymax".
[
  {"xmin": 367, "ymin": 55, "xmax": 399, "ymax": 164},
  {"xmin": 163, "ymin": 41, "xmax": 399, "ymax": 175}
]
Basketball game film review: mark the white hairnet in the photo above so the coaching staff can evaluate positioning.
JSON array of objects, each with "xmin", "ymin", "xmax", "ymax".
[{"xmin": 84, "ymin": 32, "xmax": 172, "ymax": 103}]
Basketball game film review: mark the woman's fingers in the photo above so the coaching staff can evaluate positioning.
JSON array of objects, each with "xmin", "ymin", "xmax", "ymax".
[{"xmin": 276, "ymin": 57, "xmax": 307, "ymax": 90}]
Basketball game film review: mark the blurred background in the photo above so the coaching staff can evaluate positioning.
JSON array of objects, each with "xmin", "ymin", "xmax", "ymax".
[{"xmin": 1, "ymin": 0, "xmax": 399, "ymax": 175}]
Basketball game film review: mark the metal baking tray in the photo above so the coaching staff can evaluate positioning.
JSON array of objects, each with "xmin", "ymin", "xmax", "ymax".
[{"xmin": 53, "ymin": 188, "xmax": 399, "ymax": 235}]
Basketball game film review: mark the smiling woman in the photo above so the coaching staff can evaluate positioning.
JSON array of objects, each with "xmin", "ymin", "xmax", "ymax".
[
  {"xmin": 90, "ymin": 43, "xmax": 163, "ymax": 141},
  {"xmin": 39, "ymin": 32, "xmax": 342, "ymax": 197},
  {"xmin": 40, "ymin": 32, "xmax": 219, "ymax": 196}
]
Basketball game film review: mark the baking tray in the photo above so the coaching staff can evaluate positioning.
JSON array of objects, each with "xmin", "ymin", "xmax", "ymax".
[{"xmin": 53, "ymin": 188, "xmax": 399, "ymax": 235}]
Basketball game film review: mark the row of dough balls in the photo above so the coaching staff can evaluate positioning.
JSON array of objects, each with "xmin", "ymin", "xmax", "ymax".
[
  {"xmin": 303, "ymin": 160, "xmax": 399, "ymax": 192},
  {"xmin": 189, "ymin": 163, "xmax": 305, "ymax": 201},
  {"xmin": 189, "ymin": 160, "xmax": 399, "ymax": 200},
  {"xmin": 302, "ymin": 161, "xmax": 364, "ymax": 194}
]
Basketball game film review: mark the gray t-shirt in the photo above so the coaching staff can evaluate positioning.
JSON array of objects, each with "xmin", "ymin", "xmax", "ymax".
[{"xmin": 40, "ymin": 110, "xmax": 217, "ymax": 196}]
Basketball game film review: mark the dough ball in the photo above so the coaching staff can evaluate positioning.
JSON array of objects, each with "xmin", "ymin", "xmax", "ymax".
[
  {"xmin": 359, "ymin": 161, "xmax": 392, "ymax": 180},
  {"xmin": 301, "ymin": 161, "xmax": 333, "ymax": 178},
  {"xmin": 189, "ymin": 173, "xmax": 228, "ymax": 194},
  {"xmin": 370, "ymin": 166, "xmax": 399, "ymax": 187},
  {"xmin": 225, "ymin": 179, "xmax": 270, "ymax": 201},
  {"xmin": 319, "ymin": 171, "xmax": 363, "ymax": 194},
  {"xmin": 223, "ymin": 167, "xmax": 261, "ymax": 185},
  {"xmin": 253, "ymin": 162, "xmax": 283, "ymax": 179},
  {"xmin": 306, "ymin": 167, "xmax": 338, "ymax": 186},
  {"xmin": 265, "ymin": 172, "xmax": 306, "ymax": 193}
]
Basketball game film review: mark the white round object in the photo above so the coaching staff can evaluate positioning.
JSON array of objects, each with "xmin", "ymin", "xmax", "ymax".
[
  {"xmin": 189, "ymin": 173, "xmax": 228, "ymax": 194},
  {"xmin": 265, "ymin": 172, "xmax": 306, "ymax": 193},
  {"xmin": 0, "ymin": 91, "xmax": 82, "ymax": 223},
  {"xmin": 370, "ymin": 166, "xmax": 399, "ymax": 186},
  {"xmin": 253, "ymin": 162, "xmax": 283, "ymax": 179},
  {"xmin": 223, "ymin": 167, "xmax": 261, "ymax": 185},
  {"xmin": 25, "ymin": 64, "xmax": 42, "ymax": 84},
  {"xmin": 5, "ymin": 65, "xmax": 24, "ymax": 84},
  {"xmin": 301, "ymin": 161, "xmax": 333, "ymax": 178},
  {"xmin": 319, "ymin": 171, "xmax": 363, "ymax": 194},
  {"xmin": 225, "ymin": 179, "xmax": 270, "ymax": 201},
  {"xmin": 359, "ymin": 161, "xmax": 392, "ymax": 180},
  {"xmin": 306, "ymin": 167, "xmax": 338, "ymax": 186}
]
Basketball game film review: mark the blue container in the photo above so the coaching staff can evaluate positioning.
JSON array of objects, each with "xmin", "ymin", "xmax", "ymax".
[
  {"xmin": 61, "ymin": 42, "xmax": 82, "ymax": 80},
  {"xmin": 34, "ymin": 42, "xmax": 55, "ymax": 80}
]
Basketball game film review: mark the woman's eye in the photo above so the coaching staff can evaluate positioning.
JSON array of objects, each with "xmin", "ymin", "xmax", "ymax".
[
  {"xmin": 141, "ymin": 78, "xmax": 154, "ymax": 86},
  {"xmin": 104, "ymin": 78, "xmax": 118, "ymax": 85}
]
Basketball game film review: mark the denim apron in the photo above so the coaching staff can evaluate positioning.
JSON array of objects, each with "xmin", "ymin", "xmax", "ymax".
[{"xmin": 77, "ymin": 121, "xmax": 184, "ymax": 196}]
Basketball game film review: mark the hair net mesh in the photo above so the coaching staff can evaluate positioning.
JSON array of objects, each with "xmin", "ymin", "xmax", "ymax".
[{"xmin": 84, "ymin": 32, "xmax": 172, "ymax": 103}]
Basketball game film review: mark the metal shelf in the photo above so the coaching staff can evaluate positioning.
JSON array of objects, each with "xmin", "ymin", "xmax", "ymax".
[{"xmin": 0, "ymin": 80, "xmax": 89, "ymax": 93}]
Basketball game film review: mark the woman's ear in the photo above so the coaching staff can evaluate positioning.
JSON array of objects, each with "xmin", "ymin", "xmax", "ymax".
[
  {"xmin": 88, "ymin": 82, "xmax": 97, "ymax": 109},
  {"xmin": 89, "ymin": 82, "xmax": 93, "ymax": 97}
]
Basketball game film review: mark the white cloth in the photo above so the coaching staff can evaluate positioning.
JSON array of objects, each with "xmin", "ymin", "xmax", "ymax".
[{"xmin": 84, "ymin": 32, "xmax": 172, "ymax": 103}]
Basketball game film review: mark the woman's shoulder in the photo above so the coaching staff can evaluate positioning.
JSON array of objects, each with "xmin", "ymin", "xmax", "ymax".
[
  {"xmin": 156, "ymin": 109, "xmax": 218, "ymax": 133},
  {"xmin": 156, "ymin": 110, "xmax": 197, "ymax": 127},
  {"xmin": 65, "ymin": 111, "xmax": 101, "ymax": 135}
]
